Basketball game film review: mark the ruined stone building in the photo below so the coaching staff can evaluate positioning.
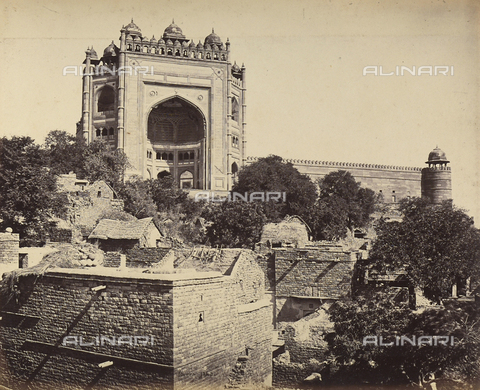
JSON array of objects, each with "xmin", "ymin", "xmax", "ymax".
[
  {"xmin": 255, "ymin": 217, "xmax": 360, "ymax": 326},
  {"xmin": 0, "ymin": 247, "xmax": 272, "ymax": 389},
  {"xmin": 56, "ymin": 173, "xmax": 125, "ymax": 238}
]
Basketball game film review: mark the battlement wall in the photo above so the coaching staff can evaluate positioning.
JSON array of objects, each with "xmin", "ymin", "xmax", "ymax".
[{"xmin": 247, "ymin": 157, "xmax": 423, "ymax": 202}]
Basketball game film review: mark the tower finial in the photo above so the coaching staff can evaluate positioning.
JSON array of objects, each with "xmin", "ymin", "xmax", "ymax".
[
  {"xmin": 212, "ymin": 28, "xmax": 215, "ymax": 33},
  {"xmin": 172, "ymin": 18, "xmax": 175, "ymax": 23},
  {"xmin": 131, "ymin": 18, "xmax": 134, "ymax": 23}
]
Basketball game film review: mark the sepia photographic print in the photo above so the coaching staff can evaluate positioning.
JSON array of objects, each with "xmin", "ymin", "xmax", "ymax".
[{"xmin": 0, "ymin": 0, "xmax": 479, "ymax": 389}]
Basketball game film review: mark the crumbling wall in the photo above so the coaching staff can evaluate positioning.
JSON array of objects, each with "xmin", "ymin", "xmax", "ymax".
[
  {"xmin": 273, "ymin": 357, "xmax": 325, "ymax": 389},
  {"xmin": 124, "ymin": 248, "xmax": 172, "ymax": 268},
  {"xmin": 255, "ymin": 251, "xmax": 275, "ymax": 291}
]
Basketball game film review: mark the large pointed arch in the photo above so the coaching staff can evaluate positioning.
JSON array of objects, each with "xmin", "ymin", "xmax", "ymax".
[{"xmin": 147, "ymin": 96, "xmax": 206, "ymax": 144}]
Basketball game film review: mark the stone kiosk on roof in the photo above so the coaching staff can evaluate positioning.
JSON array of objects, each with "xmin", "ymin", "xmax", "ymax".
[{"xmin": 78, "ymin": 19, "xmax": 246, "ymax": 191}]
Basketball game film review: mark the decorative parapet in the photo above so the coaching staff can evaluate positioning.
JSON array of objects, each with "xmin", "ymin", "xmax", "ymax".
[
  {"xmin": 124, "ymin": 35, "xmax": 228, "ymax": 62},
  {"xmin": 246, "ymin": 156, "xmax": 423, "ymax": 172},
  {"xmin": 421, "ymin": 166, "xmax": 451, "ymax": 171}
]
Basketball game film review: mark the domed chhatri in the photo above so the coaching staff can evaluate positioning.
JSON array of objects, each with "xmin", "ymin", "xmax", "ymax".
[
  {"xmin": 426, "ymin": 146, "xmax": 449, "ymax": 165},
  {"xmin": 124, "ymin": 18, "xmax": 142, "ymax": 37},
  {"xmin": 103, "ymin": 41, "xmax": 119, "ymax": 57},
  {"xmin": 204, "ymin": 28, "xmax": 222, "ymax": 46},
  {"xmin": 163, "ymin": 19, "xmax": 186, "ymax": 41}
]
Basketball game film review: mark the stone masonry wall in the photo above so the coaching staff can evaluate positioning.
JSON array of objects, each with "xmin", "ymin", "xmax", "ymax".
[
  {"xmin": 124, "ymin": 248, "xmax": 172, "ymax": 268},
  {"xmin": 274, "ymin": 248, "xmax": 355, "ymax": 299},
  {"xmin": 0, "ymin": 232, "xmax": 19, "ymax": 264},
  {"xmin": 1, "ymin": 266, "xmax": 272, "ymax": 390},
  {"xmin": 173, "ymin": 276, "xmax": 272, "ymax": 390},
  {"xmin": 0, "ymin": 271, "xmax": 175, "ymax": 390},
  {"xmin": 231, "ymin": 252, "xmax": 265, "ymax": 305}
]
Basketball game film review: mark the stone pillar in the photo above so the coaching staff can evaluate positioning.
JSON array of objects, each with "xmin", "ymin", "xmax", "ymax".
[
  {"xmin": 117, "ymin": 28, "xmax": 127, "ymax": 150},
  {"xmin": 0, "ymin": 228, "xmax": 20, "ymax": 265},
  {"xmin": 82, "ymin": 49, "xmax": 92, "ymax": 142},
  {"xmin": 241, "ymin": 64, "xmax": 247, "ymax": 166}
]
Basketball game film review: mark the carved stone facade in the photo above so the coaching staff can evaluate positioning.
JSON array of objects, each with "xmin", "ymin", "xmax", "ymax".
[{"xmin": 78, "ymin": 20, "xmax": 246, "ymax": 191}]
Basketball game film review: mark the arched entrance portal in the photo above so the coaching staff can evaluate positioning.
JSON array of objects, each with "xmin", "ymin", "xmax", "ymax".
[{"xmin": 148, "ymin": 97, "xmax": 205, "ymax": 189}]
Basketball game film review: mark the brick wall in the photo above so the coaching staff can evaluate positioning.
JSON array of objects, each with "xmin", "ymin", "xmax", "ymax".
[
  {"xmin": 273, "ymin": 359, "xmax": 324, "ymax": 389},
  {"xmin": 172, "ymin": 272, "xmax": 272, "ymax": 389},
  {"xmin": 255, "ymin": 252, "xmax": 275, "ymax": 291},
  {"xmin": 0, "ymin": 232, "xmax": 19, "ymax": 264},
  {"xmin": 0, "ymin": 270, "xmax": 175, "ymax": 389},
  {"xmin": 124, "ymin": 248, "xmax": 172, "ymax": 269},
  {"xmin": 274, "ymin": 248, "xmax": 355, "ymax": 299},
  {"xmin": 103, "ymin": 252, "xmax": 126, "ymax": 268},
  {"xmin": 1, "ymin": 260, "xmax": 272, "ymax": 389},
  {"xmin": 230, "ymin": 252, "xmax": 265, "ymax": 305}
]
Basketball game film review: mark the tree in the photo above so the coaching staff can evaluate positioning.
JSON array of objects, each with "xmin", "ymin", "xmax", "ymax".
[
  {"xmin": 149, "ymin": 176, "xmax": 189, "ymax": 213},
  {"xmin": 0, "ymin": 136, "xmax": 67, "ymax": 245},
  {"xmin": 202, "ymin": 201, "xmax": 266, "ymax": 248},
  {"xmin": 232, "ymin": 155, "xmax": 317, "ymax": 221},
  {"xmin": 80, "ymin": 139, "xmax": 129, "ymax": 191},
  {"xmin": 311, "ymin": 170, "xmax": 377, "ymax": 240},
  {"xmin": 43, "ymin": 130, "xmax": 85, "ymax": 175},
  {"xmin": 327, "ymin": 292, "xmax": 480, "ymax": 389},
  {"xmin": 117, "ymin": 176, "xmax": 158, "ymax": 219},
  {"xmin": 370, "ymin": 198, "xmax": 480, "ymax": 301}
]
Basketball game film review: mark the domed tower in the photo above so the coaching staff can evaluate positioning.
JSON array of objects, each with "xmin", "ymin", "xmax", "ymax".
[
  {"xmin": 421, "ymin": 147, "xmax": 452, "ymax": 203},
  {"xmin": 78, "ymin": 19, "xmax": 246, "ymax": 191}
]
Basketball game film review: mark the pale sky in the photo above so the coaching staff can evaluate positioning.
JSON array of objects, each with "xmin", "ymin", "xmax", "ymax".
[{"xmin": 0, "ymin": 0, "xmax": 479, "ymax": 223}]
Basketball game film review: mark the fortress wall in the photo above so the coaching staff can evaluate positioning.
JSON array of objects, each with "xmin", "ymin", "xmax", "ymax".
[
  {"xmin": 246, "ymin": 157, "xmax": 423, "ymax": 203},
  {"xmin": 292, "ymin": 162, "xmax": 422, "ymax": 202}
]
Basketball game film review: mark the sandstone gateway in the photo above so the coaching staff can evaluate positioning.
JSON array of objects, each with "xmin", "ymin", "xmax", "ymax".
[{"xmin": 77, "ymin": 20, "xmax": 452, "ymax": 203}]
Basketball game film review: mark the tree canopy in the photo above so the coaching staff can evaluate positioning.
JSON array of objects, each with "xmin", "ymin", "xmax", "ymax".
[
  {"xmin": 327, "ymin": 292, "xmax": 480, "ymax": 388},
  {"xmin": 308, "ymin": 170, "xmax": 377, "ymax": 240},
  {"xmin": 43, "ymin": 130, "xmax": 85, "ymax": 175},
  {"xmin": 370, "ymin": 198, "xmax": 480, "ymax": 301},
  {"xmin": 232, "ymin": 155, "xmax": 317, "ymax": 221},
  {"xmin": 202, "ymin": 201, "xmax": 266, "ymax": 248},
  {"xmin": 0, "ymin": 136, "xmax": 67, "ymax": 245},
  {"xmin": 80, "ymin": 139, "xmax": 129, "ymax": 192}
]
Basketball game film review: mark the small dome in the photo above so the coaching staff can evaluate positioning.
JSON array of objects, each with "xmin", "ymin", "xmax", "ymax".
[
  {"xmin": 150, "ymin": 35, "xmax": 157, "ymax": 43},
  {"xmin": 231, "ymin": 61, "xmax": 242, "ymax": 78},
  {"xmin": 427, "ymin": 146, "xmax": 449, "ymax": 164},
  {"xmin": 163, "ymin": 19, "xmax": 186, "ymax": 40},
  {"xmin": 124, "ymin": 18, "xmax": 142, "ymax": 38},
  {"xmin": 204, "ymin": 28, "xmax": 222, "ymax": 46},
  {"xmin": 103, "ymin": 41, "xmax": 119, "ymax": 57}
]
